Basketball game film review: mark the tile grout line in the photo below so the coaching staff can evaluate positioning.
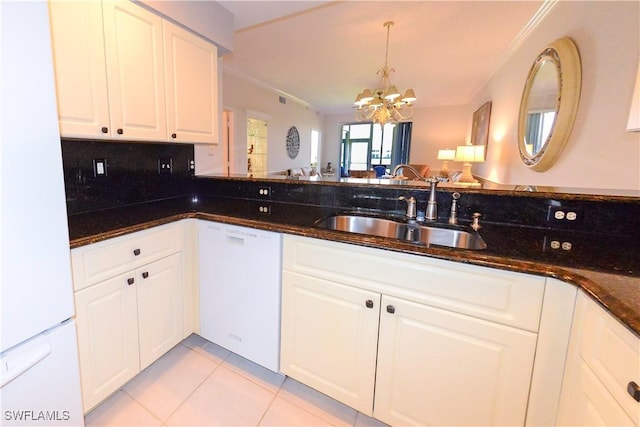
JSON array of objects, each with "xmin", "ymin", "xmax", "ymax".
[
  {"xmin": 254, "ymin": 390, "xmax": 280, "ymax": 426},
  {"xmin": 159, "ymin": 343, "xmax": 228, "ymax": 425}
]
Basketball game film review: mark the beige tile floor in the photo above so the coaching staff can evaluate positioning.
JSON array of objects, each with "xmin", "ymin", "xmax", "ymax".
[{"xmin": 85, "ymin": 334, "xmax": 388, "ymax": 427}]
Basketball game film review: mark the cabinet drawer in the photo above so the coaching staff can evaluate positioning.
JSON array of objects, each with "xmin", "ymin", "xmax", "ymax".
[
  {"xmin": 71, "ymin": 223, "xmax": 181, "ymax": 291},
  {"xmin": 283, "ymin": 235, "xmax": 545, "ymax": 332},
  {"xmin": 578, "ymin": 293, "xmax": 640, "ymax": 424}
]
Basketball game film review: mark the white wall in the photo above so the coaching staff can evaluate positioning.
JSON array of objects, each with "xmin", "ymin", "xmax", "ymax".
[
  {"xmin": 219, "ymin": 72, "xmax": 325, "ymax": 174},
  {"xmin": 325, "ymin": 1, "xmax": 640, "ymax": 191},
  {"xmin": 472, "ymin": 0, "xmax": 640, "ymax": 190}
]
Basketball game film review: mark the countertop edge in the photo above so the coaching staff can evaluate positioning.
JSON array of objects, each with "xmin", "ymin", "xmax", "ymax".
[{"xmin": 69, "ymin": 212, "xmax": 640, "ymax": 338}]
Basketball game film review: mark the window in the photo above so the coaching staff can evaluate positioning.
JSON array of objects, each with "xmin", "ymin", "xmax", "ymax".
[
  {"xmin": 340, "ymin": 122, "xmax": 412, "ymax": 175},
  {"xmin": 310, "ymin": 129, "xmax": 320, "ymax": 165}
]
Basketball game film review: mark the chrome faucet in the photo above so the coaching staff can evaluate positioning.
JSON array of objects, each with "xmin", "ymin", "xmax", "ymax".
[
  {"xmin": 392, "ymin": 164, "xmax": 427, "ymax": 181},
  {"xmin": 424, "ymin": 177, "xmax": 439, "ymax": 221},
  {"xmin": 392, "ymin": 165, "xmax": 441, "ymax": 221},
  {"xmin": 471, "ymin": 212, "xmax": 482, "ymax": 231},
  {"xmin": 449, "ymin": 192, "xmax": 460, "ymax": 224},
  {"xmin": 398, "ymin": 196, "xmax": 417, "ymax": 220}
]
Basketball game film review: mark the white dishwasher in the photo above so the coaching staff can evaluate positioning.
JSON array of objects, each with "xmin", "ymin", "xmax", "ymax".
[{"xmin": 198, "ymin": 220, "xmax": 282, "ymax": 372}]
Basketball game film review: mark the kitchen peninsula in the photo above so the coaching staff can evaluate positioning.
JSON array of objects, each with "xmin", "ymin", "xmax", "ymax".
[{"xmin": 65, "ymin": 172, "xmax": 640, "ymax": 425}]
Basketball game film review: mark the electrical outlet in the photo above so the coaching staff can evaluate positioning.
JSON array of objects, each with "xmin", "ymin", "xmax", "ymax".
[
  {"xmin": 258, "ymin": 187, "xmax": 271, "ymax": 198},
  {"xmin": 546, "ymin": 205, "xmax": 583, "ymax": 226},
  {"xmin": 258, "ymin": 205, "xmax": 271, "ymax": 215},
  {"xmin": 93, "ymin": 158, "xmax": 107, "ymax": 177},
  {"xmin": 158, "ymin": 157, "xmax": 172, "ymax": 174},
  {"xmin": 543, "ymin": 236, "xmax": 575, "ymax": 252},
  {"xmin": 188, "ymin": 160, "xmax": 195, "ymax": 171}
]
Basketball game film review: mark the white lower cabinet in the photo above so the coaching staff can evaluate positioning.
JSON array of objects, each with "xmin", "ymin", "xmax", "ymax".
[
  {"xmin": 75, "ymin": 271, "xmax": 140, "ymax": 411},
  {"xmin": 72, "ymin": 224, "xmax": 185, "ymax": 412},
  {"xmin": 280, "ymin": 272, "xmax": 380, "ymax": 414},
  {"xmin": 557, "ymin": 291, "xmax": 640, "ymax": 426},
  {"xmin": 281, "ymin": 235, "xmax": 547, "ymax": 426},
  {"xmin": 136, "ymin": 254, "xmax": 184, "ymax": 370},
  {"xmin": 374, "ymin": 295, "xmax": 537, "ymax": 426}
]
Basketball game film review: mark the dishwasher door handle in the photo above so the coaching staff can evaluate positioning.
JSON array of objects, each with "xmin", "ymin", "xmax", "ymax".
[{"xmin": 226, "ymin": 235, "xmax": 245, "ymax": 245}]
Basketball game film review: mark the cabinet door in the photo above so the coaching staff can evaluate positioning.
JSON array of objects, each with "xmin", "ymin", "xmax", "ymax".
[
  {"xmin": 48, "ymin": 1, "xmax": 110, "ymax": 138},
  {"xmin": 374, "ymin": 295, "xmax": 538, "ymax": 426},
  {"xmin": 136, "ymin": 254, "xmax": 184, "ymax": 370},
  {"xmin": 163, "ymin": 20, "xmax": 218, "ymax": 144},
  {"xmin": 280, "ymin": 271, "xmax": 380, "ymax": 415},
  {"xmin": 75, "ymin": 272, "xmax": 140, "ymax": 412},
  {"xmin": 557, "ymin": 292, "xmax": 639, "ymax": 426},
  {"xmin": 102, "ymin": 0, "xmax": 166, "ymax": 141},
  {"xmin": 558, "ymin": 359, "xmax": 635, "ymax": 426}
]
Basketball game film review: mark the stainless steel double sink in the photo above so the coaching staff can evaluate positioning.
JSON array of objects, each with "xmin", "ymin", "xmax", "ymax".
[{"xmin": 314, "ymin": 214, "xmax": 487, "ymax": 250}]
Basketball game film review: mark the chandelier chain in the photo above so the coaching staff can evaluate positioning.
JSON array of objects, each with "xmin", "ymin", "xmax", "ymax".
[{"xmin": 383, "ymin": 21, "xmax": 393, "ymax": 70}]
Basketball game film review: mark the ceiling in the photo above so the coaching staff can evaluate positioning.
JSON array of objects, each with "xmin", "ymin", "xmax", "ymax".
[{"xmin": 218, "ymin": 1, "xmax": 546, "ymax": 114}]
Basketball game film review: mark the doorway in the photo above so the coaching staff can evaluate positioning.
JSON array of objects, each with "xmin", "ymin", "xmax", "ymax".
[{"xmin": 247, "ymin": 117, "xmax": 268, "ymax": 175}]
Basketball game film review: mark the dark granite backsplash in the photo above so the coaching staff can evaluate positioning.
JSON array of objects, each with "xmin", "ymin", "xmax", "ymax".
[
  {"xmin": 62, "ymin": 140, "xmax": 195, "ymax": 215},
  {"xmin": 60, "ymin": 139, "xmax": 639, "ymax": 239},
  {"xmin": 193, "ymin": 177, "xmax": 640, "ymax": 238}
]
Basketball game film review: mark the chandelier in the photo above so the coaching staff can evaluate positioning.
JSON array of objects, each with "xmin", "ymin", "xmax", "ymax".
[{"xmin": 354, "ymin": 21, "xmax": 416, "ymax": 126}]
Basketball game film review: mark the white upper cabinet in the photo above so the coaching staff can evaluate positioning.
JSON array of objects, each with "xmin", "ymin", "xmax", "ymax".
[
  {"xmin": 48, "ymin": 1, "xmax": 110, "ymax": 138},
  {"xmin": 49, "ymin": 0, "xmax": 219, "ymax": 143},
  {"xmin": 163, "ymin": 20, "xmax": 218, "ymax": 144},
  {"xmin": 102, "ymin": 0, "xmax": 167, "ymax": 141}
]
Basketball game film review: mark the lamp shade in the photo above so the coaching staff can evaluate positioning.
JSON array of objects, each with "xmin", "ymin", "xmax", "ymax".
[
  {"xmin": 384, "ymin": 85, "xmax": 400, "ymax": 100},
  {"xmin": 437, "ymin": 149, "xmax": 456, "ymax": 161},
  {"xmin": 361, "ymin": 89, "xmax": 374, "ymax": 103},
  {"xmin": 455, "ymin": 145, "xmax": 485, "ymax": 163},
  {"xmin": 402, "ymin": 89, "xmax": 416, "ymax": 103}
]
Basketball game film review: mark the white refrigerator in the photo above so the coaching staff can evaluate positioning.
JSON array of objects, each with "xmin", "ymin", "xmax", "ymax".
[{"xmin": 0, "ymin": 2, "xmax": 84, "ymax": 426}]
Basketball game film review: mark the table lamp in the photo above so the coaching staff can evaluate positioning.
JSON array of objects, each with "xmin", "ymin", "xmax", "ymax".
[
  {"xmin": 437, "ymin": 149, "xmax": 456, "ymax": 178},
  {"xmin": 455, "ymin": 145, "xmax": 485, "ymax": 183}
]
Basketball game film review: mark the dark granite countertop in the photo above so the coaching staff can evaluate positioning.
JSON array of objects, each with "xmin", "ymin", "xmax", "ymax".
[{"xmin": 67, "ymin": 196, "xmax": 640, "ymax": 338}]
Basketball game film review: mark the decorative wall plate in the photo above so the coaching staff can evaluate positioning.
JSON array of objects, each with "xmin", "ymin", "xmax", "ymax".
[{"xmin": 286, "ymin": 126, "xmax": 300, "ymax": 159}]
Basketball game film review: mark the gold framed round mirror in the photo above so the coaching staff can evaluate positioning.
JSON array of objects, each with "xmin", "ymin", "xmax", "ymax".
[{"xmin": 517, "ymin": 37, "xmax": 582, "ymax": 171}]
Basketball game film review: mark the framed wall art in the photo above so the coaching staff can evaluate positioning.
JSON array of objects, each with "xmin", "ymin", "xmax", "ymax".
[
  {"xmin": 286, "ymin": 126, "xmax": 300, "ymax": 159},
  {"xmin": 471, "ymin": 101, "xmax": 492, "ymax": 158}
]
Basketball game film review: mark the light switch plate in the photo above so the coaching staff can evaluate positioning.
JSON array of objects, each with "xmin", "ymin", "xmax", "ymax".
[
  {"xmin": 158, "ymin": 157, "xmax": 173, "ymax": 174},
  {"xmin": 93, "ymin": 158, "xmax": 107, "ymax": 177}
]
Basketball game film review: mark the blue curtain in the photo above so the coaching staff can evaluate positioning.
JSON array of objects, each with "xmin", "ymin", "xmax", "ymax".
[
  {"xmin": 526, "ymin": 113, "xmax": 542, "ymax": 152},
  {"xmin": 392, "ymin": 122, "xmax": 412, "ymax": 166}
]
